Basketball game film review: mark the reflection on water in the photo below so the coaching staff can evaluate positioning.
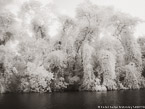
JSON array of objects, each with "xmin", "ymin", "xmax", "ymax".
[{"xmin": 0, "ymin": 90, "xmax": 145, "ymax": 109}]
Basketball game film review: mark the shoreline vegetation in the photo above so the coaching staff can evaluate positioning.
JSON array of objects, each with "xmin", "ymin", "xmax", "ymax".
[{"xmin": 1, "ymin": 0, "xmax": 145, "ymax": 93}]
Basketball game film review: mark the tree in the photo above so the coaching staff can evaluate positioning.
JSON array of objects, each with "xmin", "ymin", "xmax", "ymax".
[{"xmin": 0, "ymin": 10, "xmax": 15, "ymax": 45}]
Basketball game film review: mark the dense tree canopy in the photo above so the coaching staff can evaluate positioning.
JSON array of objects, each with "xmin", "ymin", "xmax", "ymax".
[{"xmin": 0, "ymin": 0, "xmax": 145, "ymax": 93}]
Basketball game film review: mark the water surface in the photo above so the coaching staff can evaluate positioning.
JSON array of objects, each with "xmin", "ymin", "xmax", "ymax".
[{"xmin": 0, "ymin": 90, "xmax": 145, "ymax": 109}]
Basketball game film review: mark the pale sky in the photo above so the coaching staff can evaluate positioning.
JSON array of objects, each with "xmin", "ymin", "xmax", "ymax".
[{"xmin": 53, "ymin": 0, "xmax": 145, "ymax": 19}]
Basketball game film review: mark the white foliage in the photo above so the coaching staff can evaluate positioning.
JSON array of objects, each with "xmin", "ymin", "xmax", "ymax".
[
  {"xmin": 97, "ymin": 50, "xmax": 116, "ymax": 80},
  {"xmin": 122, "ymin": 31, "xmax": 142, "ymax": 71},
  {"xmin": 97, "ymin": 49, "xmax": 117, "ymax": 90},
  {"xmin": 23, "ymin": 62, "xmax": 54, "ymax": 92},
  {"xmin": 82, "ymin": 42, "xmax": 95, "ymax": 79},
  {"xmin": 79, "ymin": 41, "xmax": 96, "ymax": 90},
  {"xmin": 68, "ymin": 76, "xmax": 80, "ymax": 84},
  {"xmin": 123, "ymin": 62, "xmax": 139, "ymax": 89},
  {"xmin": 44, "ymin": 50, "xmax": 67, "ymax": 72}
]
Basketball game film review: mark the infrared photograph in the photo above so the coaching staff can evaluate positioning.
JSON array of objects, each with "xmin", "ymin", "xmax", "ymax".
[{"xmin": 0, "ymin": 0, "xmax": 145, "ymax": 109}]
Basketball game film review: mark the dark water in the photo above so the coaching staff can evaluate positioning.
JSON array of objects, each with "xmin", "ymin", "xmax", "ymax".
[{"xmin": 0, "ymin": 90, "xmax": 145, "ymax": 109}]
